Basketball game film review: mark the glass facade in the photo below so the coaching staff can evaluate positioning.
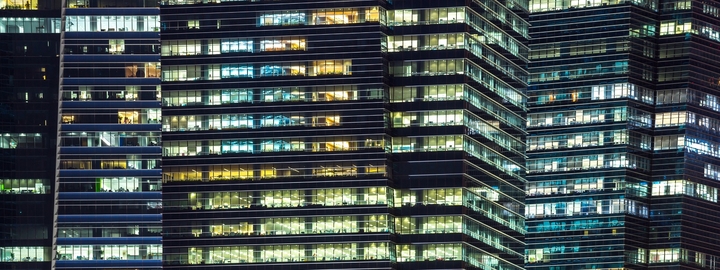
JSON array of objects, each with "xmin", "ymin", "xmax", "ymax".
[
  {"xmin": 160, "ymin": 0, "xmax": 527, "ymax": 269},
  {"xmin": 652, "ymin": 0, "xmax": 720, "ymax": 268},
  {"xmin": 53, "ymin": 0, "xmax": 162, "ymax": 270},
  {"xmin": 0, "ymin": 17, "xmax": 60, "ymax": 33},
  {"xmin": 527, "ymin": 0, "xmax": 720, "ymax": 269},
  {"xmin": 526, "ymin": 3, "xmax": 656, "ymax": 269},
  {"xmin": 0, "ymin": 0, "xmax": 60, "ymax": 10},
  {"xmin": 0, "ymin": 2, "xmax": 60, "ymax": 270},
  {"xmin": 3, "ymin": 0, "xmax": 719, "ymax": 269}
]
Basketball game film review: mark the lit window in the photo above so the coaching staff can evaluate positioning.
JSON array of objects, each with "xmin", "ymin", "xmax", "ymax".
[
  {"xmin": 260, "ymin": 38, "xmax": 305, "ymax": 51},
  {"xmin": 313, "ymin": 60, "xmax": 351, "ymax": 75},
  {"xmin": 118, "ymin": 111, "xmax": 139, "ymax": 124},
  {"xmin": 2, "ymin": 0, "xmax": 37, "ymax": 9},
  {"xmin": 258, "ymin": 12, "xmax": 306, "ymax": 26},
  {"xmin": 188, "ymin": 20, "xmax": 199, "ymax": 29},
  {"xmin": 109, "ymin": 39, "xmax": 124, "ymax": 54}
]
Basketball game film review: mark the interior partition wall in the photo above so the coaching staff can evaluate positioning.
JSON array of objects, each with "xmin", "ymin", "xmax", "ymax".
[{"xmin": 53, "ymin": 0, "xmax": 162, "ymax": 269}]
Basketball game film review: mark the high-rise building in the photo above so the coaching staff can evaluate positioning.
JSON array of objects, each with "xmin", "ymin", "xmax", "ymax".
[
  {"xmin": 53, "ymin": 0, "xmax": 163, "ymax": 269},
  {"xmin": 652, "ymin": 0, "xmax": 720, "ymax": 268},
  {"xmin": 159, "ymin": 0, "xmax": 528, "ymax": 269},
  {"xmin": 0, "ymin": 0, "xmax": 60, "ymax": 269},
  {"xmin": 2, "ymin": 0, "xmax": 716, "ymax": 269},
  {"xmin": 525, "ymin": 0, "xmax": 720, "ymax": 269}
]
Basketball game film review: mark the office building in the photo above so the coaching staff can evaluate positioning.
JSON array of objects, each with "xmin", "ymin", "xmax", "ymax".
[
  {"xmin": 159, "ymin": 0, "xmax": 528, "ymax": 269},
  {"xmin": 526, "ymin": 0, "xmax": 720, "ymax": 268},
  {"xmin": 0, "ymin": 0, "xmax": 60, "ymax": 269},
  {"xmin": 54, "ymin": 0, "xmax": 163, "ymax": 269},
  {"xmin": 3, "ymin": 0, "xmax": 720, "ymax": 269},
  {"xmin": 652, "ymin": 0, "xmax": 720, "ymax": 267}
]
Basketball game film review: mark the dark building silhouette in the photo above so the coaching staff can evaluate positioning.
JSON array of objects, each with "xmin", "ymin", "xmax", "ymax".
[{"xmin": 0, "ymin": 1, "xmax": 61, "ymax": 269}]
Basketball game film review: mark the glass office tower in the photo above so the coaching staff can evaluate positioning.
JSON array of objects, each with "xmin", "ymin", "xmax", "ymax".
[
  {"xmin": 160, "ymin": 0, "xmax": 527, "ymax": 269},
  {"xmin": 525, "ymin": 1, "xmax": 657, "ymax": 268},
  {"xmin": 53, "ymin": 0, "xmax": 162, "ymax": 269},
  {"xmin": 652, "ymin": 0, "xmax": 720, "ymax": 268},
  {"xmin": 526, "ymin": 0, "xmax": 720, "ymax": 268},
  {"xmin": 0, "ymin": 1, "xmax": 61, "ymax": 269}
]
